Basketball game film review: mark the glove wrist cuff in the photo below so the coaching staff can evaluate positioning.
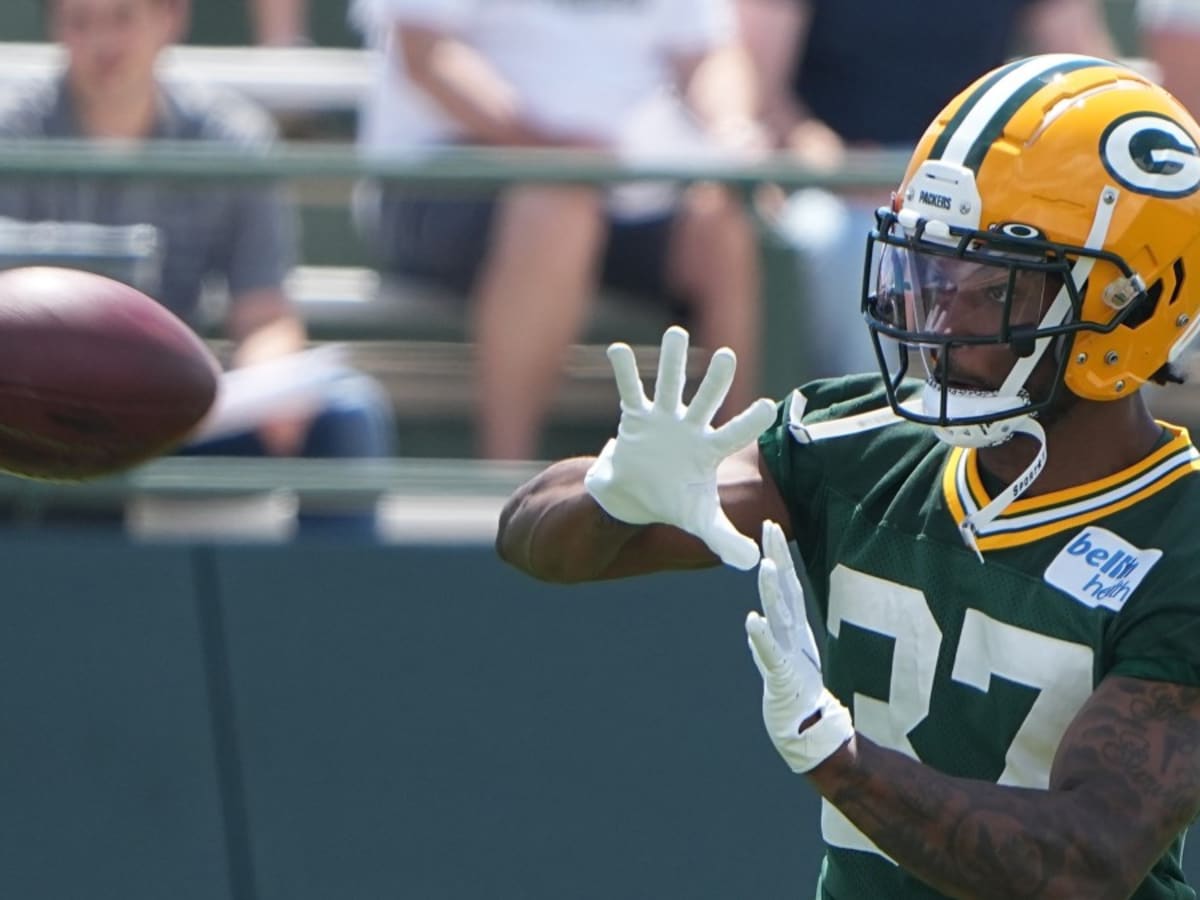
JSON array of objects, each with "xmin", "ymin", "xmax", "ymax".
[{"xmin": 786, "ymin": 690, "xmax": 854, "ymax": 774}]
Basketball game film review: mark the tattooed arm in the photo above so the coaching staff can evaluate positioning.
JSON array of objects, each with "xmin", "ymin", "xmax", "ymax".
[{"xmin": 807, "ymin": 676, "xmax": 1200, "ymax": 900}]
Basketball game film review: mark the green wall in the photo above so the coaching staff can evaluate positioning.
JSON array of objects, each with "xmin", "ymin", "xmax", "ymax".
[
  {"xmin": 0, "ymin": 537, "xmax": 823, "ymax": 899},
  {"xmin": 4, "ymin": 532, "xmax": 1200, "ymax": 897}
]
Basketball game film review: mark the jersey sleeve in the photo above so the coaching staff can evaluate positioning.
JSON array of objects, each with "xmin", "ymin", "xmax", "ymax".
[
  {"xmin": 759, "ymin": 374, "xmax": 939, "ymax": 567},
  {"xmin": 758, "ymin": 376, "xmax": 886, "ymax": 558}
]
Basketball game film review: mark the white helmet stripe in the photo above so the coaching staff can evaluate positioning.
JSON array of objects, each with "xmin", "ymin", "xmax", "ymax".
[{"xmin": 938, "ymin": 55, "xmax": 1115, "ymax": 170}]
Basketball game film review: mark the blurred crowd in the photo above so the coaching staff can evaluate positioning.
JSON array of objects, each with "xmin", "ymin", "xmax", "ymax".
[{"xmin": 0, "ymin": 0, "xmax": 1194, "ymax": 462}]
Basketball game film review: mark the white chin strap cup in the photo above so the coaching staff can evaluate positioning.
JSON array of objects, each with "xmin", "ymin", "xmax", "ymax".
[{"xmin": 923, "ymin": 382, "xmax": 1028, "ymax": 449}]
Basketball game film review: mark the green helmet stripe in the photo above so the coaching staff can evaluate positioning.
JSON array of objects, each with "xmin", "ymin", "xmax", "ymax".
[
  {"xmin": 928, "ymin": 57, "xmax": 1027, "ymax": 161},
  {"xmin": 931, "ymin": 56, "xmax": 1118, "ymax": 172}
]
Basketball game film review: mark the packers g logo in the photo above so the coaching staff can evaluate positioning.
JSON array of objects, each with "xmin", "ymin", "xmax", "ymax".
[{"xmin": 1100, "ymin": 112, "xmax": 1200, "ymax": 198}]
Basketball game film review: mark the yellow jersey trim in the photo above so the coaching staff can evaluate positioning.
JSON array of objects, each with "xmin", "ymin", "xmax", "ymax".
[{"xmin": 942, "ymin": 424, "xmax": 1200, "ymax": 551}]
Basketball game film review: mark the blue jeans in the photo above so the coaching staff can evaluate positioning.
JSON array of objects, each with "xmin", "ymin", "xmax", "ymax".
[
  {"xmin": 182, "ymin": 369, "xmax": 397, "ymax": 459},
  {"xmin": 180, "ymin": 370, "xmax": 397, "ymax": 538}
]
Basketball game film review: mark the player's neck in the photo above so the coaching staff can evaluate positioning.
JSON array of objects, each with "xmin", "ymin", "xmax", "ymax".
[{"xmin": 975, "ymin": 393, "xmax": 1164, "ymax": 498}]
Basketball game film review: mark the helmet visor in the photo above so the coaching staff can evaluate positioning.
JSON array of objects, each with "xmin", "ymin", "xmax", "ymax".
[
  {"xmin": 870, "ymin": 245, "xmax": 1048, "ymax": 345},
  {"xmin": 866, "ymin": 244, "xmax": 1049, "ymax": 383}
]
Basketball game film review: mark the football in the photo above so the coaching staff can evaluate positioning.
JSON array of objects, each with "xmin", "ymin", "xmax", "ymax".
[{"xmin": 0, "ymin": 267, "xmax": 220, "ymax": 480}]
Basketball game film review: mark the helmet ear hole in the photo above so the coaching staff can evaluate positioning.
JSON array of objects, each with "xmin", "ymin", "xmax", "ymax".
[
  {"xmin": 1123, "ymin": 278, "xmax": 1164, "ymax": 330},
  {"xmin": 1169, "ymin": 259, "xmax": 1186, "ymax": 306}
]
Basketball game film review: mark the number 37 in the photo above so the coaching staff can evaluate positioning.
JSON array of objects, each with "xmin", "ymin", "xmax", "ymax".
[{"xmin": 821, "ymin": 565, "xmax": 1094, "ymax": 857}]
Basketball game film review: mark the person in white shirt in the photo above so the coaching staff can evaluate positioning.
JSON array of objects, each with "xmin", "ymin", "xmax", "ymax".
[{"xmin": 352, "ymin": 0, "xmax": 766, "ymax": 460}]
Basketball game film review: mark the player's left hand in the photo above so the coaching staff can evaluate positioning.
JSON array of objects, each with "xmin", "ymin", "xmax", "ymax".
[
  {"xmin": 745, "ymin": 520, "xmax": 854, "ymax": 773},
  {"xmin": 584, "ymin": 326, "xmax": 776, "ymax": 570}
]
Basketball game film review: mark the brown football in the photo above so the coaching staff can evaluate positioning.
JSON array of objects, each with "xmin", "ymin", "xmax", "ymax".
[{"xmin": 0, "ymin": 267, "xmax": 220, "ymax": 480}]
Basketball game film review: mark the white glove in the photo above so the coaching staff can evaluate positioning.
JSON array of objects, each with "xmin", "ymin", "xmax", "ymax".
[
  {"xmin": 745, "ymin": 520, "xmax": 853, "ymax": 773},
  {"xmin": 584, "ymin": 326, "xmax": 776, "ymax": 570}
]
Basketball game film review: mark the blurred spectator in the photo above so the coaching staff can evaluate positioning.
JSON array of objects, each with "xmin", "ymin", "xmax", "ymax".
[
  {"xmin": 1139, "ymin": 0, "xmax": 1200, "ymax": 117},
  {"xmin": 738, "ymin": 0, "xmax": 1116, "ymax": 381},
  {"xmin": 351, "ymin": 0, "xmax": 767, "ymax": 461},
  {"xmin": 0, "ymin": 0, "xmax": 396, "ymax": 468},
  {"xmin": 250, "ymin": 0, "xmax": 309, "ymax": 46}
]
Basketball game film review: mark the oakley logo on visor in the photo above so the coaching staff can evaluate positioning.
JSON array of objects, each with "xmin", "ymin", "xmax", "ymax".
[
  {"xmin": 992, "ymin": 222, "xmax": 1045, "ymax": 241},
  {"xmin": 1100, "ymin": 112, "xmax": 1200, "ymax": 198}
]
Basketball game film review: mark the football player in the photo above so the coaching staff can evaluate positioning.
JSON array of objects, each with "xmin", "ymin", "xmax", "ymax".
[{"xmin": 497, "ymin": 54, "xmax": 1200, "ymax": 899}]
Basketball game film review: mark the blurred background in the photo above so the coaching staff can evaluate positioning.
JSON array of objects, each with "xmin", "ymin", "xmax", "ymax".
[{"xmin": 0, "ymin": 1, "xmax": 1197, "ymax": 898}]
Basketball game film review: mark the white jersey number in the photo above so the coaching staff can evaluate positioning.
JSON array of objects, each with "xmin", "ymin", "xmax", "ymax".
[{"xmin": 821, "ymin": 564, "xmax": 1094, "ymax": 860}]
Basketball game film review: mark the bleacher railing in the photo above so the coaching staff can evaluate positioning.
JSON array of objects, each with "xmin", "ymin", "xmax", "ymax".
[
  {"xmin": 0, "ymin": 139, "xmax": 910, "ymax": 189},
  {"xmin": 0, "ymin": 139, "xmax": 911, "ymax": 516}
]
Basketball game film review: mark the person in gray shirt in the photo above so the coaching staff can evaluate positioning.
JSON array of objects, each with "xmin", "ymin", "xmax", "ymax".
[
  {"xmin": 0, "ymin": 76, "xmax": 295, "ymax": 326},
  {"xmin": 0, "ymin": 0, "xmax": 395, "ymax": 476}
]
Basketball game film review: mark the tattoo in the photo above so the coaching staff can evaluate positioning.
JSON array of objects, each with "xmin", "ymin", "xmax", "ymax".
[{"xmin": 821, "ymin": 677, "xmax": 1200, "ymax": 899}]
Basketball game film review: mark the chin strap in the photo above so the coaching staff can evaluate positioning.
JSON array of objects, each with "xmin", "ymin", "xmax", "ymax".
[{"xmin": 955, "ymin": 417, "xmax": 1047, "ymax": 563}]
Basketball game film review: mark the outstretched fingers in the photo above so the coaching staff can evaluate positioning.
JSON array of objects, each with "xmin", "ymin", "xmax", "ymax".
[
  {"xmin": 761, "ymin": 520, "xmax": 796, "ymax": 585},
  {"xmin": 699, "ymin": 508, "xmax": 761, "ymax": 571},
  {"xmin": 710, "ymin": 398, "xmax": 777, "ymax": 458},
  {"xmin": 757, "ymin": 552, "xmax": 792, "ymax": 650},
  {"xmin": 683, "ymin": 347, "xmax": 735, "ymax": 426},
  {"xmin": 762, "ymin": 519, "xmax": 814, "ymax": 658},
  {"xmin": 653, "ymin": 326, "xmax": 690, "ymax": 414},
  {"xmin": 745, "ymin": 608, "xmax": 790, "ymax": 684},
  {"xmin": 606, "ymin": 342, "xmax": 649, "ymax": 413}
]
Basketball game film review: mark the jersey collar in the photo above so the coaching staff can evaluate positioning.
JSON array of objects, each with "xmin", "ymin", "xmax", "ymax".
[{"xmin": 942, "ymin": 424, "xmax": 1200, "ymax": 551}]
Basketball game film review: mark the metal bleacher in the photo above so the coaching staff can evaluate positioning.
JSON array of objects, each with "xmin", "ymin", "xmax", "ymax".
[
  {"xmin": 0, "ymin": 133, "xmax": 916, "ymax": 456},
  {"xmin": 0, "ymin": 25, "xmax": 916, "ymax": 457},
  {"xmin": 0, "ymin": 0, "xmax": 1191, "ymax": 461}
]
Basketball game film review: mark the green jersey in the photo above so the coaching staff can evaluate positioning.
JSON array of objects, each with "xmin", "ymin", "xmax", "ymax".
[{"xmin": 759, "ymin": 375, "xmax": 1200, "ymax": 900}]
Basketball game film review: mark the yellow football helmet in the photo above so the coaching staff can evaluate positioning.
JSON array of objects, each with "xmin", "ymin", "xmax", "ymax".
[{"xmin": 864, "ymin": 53, "xmax": 1200, "ymax": 435}]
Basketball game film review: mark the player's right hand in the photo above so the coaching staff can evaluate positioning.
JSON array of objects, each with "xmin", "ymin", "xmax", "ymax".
[{"xmin": 583, "ymin": 326, "xmax": 776, "ymax": 570}]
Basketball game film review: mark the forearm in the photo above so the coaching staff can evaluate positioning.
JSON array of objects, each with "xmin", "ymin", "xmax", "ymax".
[
  {"xmin": 399, "ymin": 26, "xmax": 571, "ymax": 148},
  {"xmin": 496, "ymin": 458, "xmax": 642, "ymax": 582},
  {"xmin": 682, "ymin": 45, "xmax": 763, "ymax": 142},
  {"xmin": 735, "ymin": 0, "xmax": 812, "ymax": 147},
  {"xmin": 495, "ymin": 458, "xmax": 720, "ymax": 582},
  {"xmin": 810, "ymin": 736, "xmax": 1135, "ymax": 900}
]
